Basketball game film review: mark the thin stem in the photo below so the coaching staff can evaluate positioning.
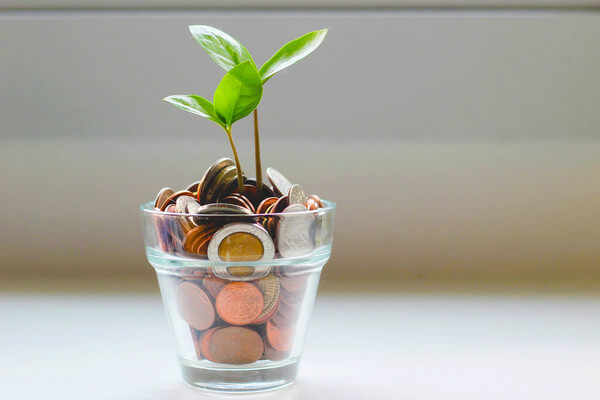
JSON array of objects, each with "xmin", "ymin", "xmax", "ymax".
[
  {"xmin": 225, "ymin": 127, "xmax": 244, "ymax": 193},
  {"xmin": 253, "ymin": 109, "xmax": 263, "ymax": 192}
]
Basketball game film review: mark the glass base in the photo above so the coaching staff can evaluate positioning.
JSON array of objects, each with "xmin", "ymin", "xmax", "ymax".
[{"xmin": 180, "ymin": 359, "xmax": 299, "ymax": 392}]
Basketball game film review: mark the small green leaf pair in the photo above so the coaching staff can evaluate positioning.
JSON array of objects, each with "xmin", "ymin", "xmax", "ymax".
[
  {"xmin": 163, "ymin": 25, "xmax": 328, "ymax": 192},
  {"xmin": 165, "ymin": 60, "xmax": 262, "ymax": 129}
]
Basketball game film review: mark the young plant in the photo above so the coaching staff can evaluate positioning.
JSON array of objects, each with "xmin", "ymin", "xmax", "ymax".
[
  {"xmin": 163, "ymin": 60, "xmax": 262, "ymax": 192},
  {"xmin": 188, "ymin": 25, "xmax": 328, "ymax": 191}
]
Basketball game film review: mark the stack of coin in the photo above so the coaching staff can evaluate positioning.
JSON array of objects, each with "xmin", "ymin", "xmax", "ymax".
[
  {"xmin": 152, "ymin": 159, "xmax": 325, "ymax": 260},
  {"xmin": 173, "ymin": 272, "xmax": 308, "ymax": 365}
]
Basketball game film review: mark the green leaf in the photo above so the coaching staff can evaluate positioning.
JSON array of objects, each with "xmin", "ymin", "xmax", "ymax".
[
  {"xmin": 259, "ymin": 29, "xmax": 328, "ymax": 83},
  {"xmin": 163, "ymin": 95, "xmax": 224, "ymax": 126},
  {"xmin": 213, "ymin": 61, "xmax": 263, "ymax": 126},
  {"xmin": 189, "ymin": 25, "xmax": 254, "ymax": 71}
]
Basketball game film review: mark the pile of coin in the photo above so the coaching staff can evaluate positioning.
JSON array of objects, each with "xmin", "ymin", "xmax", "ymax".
[
  {"xmin": 175, "ymin": 270, "xmax": 308, "ymax": 364},
  {"xmin": 151, "ymin": 159, "xmax": 326, "ymax": 365},
  {"xmin": 152, "ymin": 158, "xmax": 324, "ymax": 264}
]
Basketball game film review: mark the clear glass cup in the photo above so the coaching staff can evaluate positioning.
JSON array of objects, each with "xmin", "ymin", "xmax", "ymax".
[{"xmin": 140, "ymin": 201, "xmax": 336, "ymax": 391}]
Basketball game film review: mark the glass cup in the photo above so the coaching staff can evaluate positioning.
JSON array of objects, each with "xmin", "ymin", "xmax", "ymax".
[{"xmin": 140, "ymin": 200, "xmax": 336, "ymax": 391}]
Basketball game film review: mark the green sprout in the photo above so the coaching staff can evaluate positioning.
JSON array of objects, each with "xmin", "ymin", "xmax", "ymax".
[
  {"xmin": 164, "ymin": 25, "xmax": 327, "ymax": 193},
  {"xmin": 163, "ymin": 61, "xmax": 262, "ymax": 192}
]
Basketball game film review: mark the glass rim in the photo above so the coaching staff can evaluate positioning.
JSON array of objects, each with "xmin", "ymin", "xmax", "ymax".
[{"xmin": 140, "ymin": 199, "xmax": 336, "ymax": 218}]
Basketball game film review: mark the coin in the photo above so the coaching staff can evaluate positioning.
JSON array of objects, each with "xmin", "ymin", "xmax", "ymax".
[
  {"xmin": 280, "ymin": 275, "xmax": 308, "ymax": 292},
  {"xmin": 198, "ymin": 158, "xmax": 235, "ymax": 203},
  {"xmin": 288, "ymin": 184, "xmax": 308, "ymax": 205},
  {"xmin": 263, "ymin": 343, "xmax": 289, "ymax": 361},
  {"xmin": 204, "ymin": 165, "xmax": 237, "ymax": 204},
  {"xmin": 245, "ymin": 179, "xmax": 277, "ymax": 199},
  {"xmin": 222, "ymin": 193, "xmax": 255, "ymax": 213},
  {"xmin": 202, "ymin": 326, "xmax": 264, "ymax": 365},
  {"xmin": 154, "ymin": 187, "xmax": 174, "ymax": 209},
  {"xmin": 270, "ymin": 310, "xmax": 295, "ymax": 328},
  {"xmin": 266, "ymin": 320, "xmax": 294, "ymax": 352},
  {"xmin": 307, "ymin": 194, "xmax": 323, "ymax": 208},
  {"xmin": 256, "ymin": 197, "xmax": 278, "ymax": 214},
  {"xmin": 208, "ymin": 223, "xmax": 275, "ymax": 262},
  {"xmin": 175, "ymin": 195, "xmax": 199, "ymax": 214},
  {"xmin": 215, "ymin": 282, "xmax": 264, "ymax": 325},
  {"xmin": 186, "ymin": 180, "xmax": 202, "ymax": 194},
  {"xmin": 162, "ymin": 190, "xmax": 195, "ymax": 211},
  {"xmin": 266, "ymin": 167, "xmax": 293, "ymax": 197},
  {"xmin": 230, "ymin": 184, "xmax": 263, "ymax": 208},
  {"xmin": 276, "ymin": 204, "xmax": 315, "ymax": 258},
  {"xmin": 183, "ymin": 225, "xmax": 220, "ymax": 255},
  {"xmin": 190, "ymin": 327, "xmax": 203, "ymax": 359},
  {"xmin": 272, "ymin": 196, "xmax": 289, "ymax": 214},
  {"xmin": 176, "ymin": 282, "xmax": 215, "ymax": 331},
  {"xmin": 253, "ymin": 275, "xmax": 281, "ymax": 324},
  {"xmin": 203, "ymin": 275, "xmax": 227, "ymax": 299},
  {"xmin": 199, "ymin": 327, "xmax": 219, "ymax": 359}
]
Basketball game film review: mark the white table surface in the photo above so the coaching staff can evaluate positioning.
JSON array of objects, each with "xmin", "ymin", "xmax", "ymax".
[{"xmin": 2, "ymin": 293, "xmax": 600, "ymax": 399}]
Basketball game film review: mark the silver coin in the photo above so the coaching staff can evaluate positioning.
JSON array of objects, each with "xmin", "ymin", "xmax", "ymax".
[
  {"xmin": 154, "ymin": 187, "xmax": 174, "ymax": 209},
  {"xmin": 207, "ymin": 222, "xmax": 275, "ymax": 262},
  {"xmin": 288, "ymin": 184, "xmax": 308, "ymax": 205},
  {"xmin": 175, "ymin": 195, "xmax": 199, "ymax": 214},
  {"xmin": 276, "ymin": 204, "xmax": 315, "ymax": 258},
  {"xmin": 198, "ymin": 158, "xmax": 234, "ymax": 203},
  {"xmin": 266, "ymin": 167, "xmax": 293, "ymax": 197}
]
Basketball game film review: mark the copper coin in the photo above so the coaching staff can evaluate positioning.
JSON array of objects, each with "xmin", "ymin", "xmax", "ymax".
[
  {"xmin": 245, "ymin": 179, "xmax": 277, "ymax": 199},
  {"xmin": 272, "ymin": 196, "xmax": 289, "ymax": 213},
  {"xmin": 305, "ymin": 197, "xmax": 318, "ymax": 211},
  {"xmin": 253, "ymin": 275, "xmax": 281, "ymax": 324},
  {"xmin": 270, "ymin": 309, "xmax": 295, "ymax": 328},
  {"xmin": 277, "ymin": 297, "xmax": 300, "ymax": 318},
  {"xmin": 308, "ymin": 194, "xmax": 323, "ymax": 208},
  {"xmin": 186, "ymin": 180, "xmax": 202, "ymax": 194},
  {"xmin": 215, "ymin": 282, "xmax": 264, "ymax": 325},
  {"xmin": 263, "ymin": 343, "xmax": 289, "ymax": 361},
  {"xmin": 164, "ymin": 204, "xmax": 178, "ymax": 213},
  {"xmin": 203, "ymin": 326, "xmax": 264, "ymax": 365},
  {"xmin": 190, "ymin": 327, "xmax": 203, "ymax": 359},
  {"xmin": 183, "ymin": 225, "xmax": 219, "ymax": 255},
  {"xmin": 231, "ymin": 184, "xmax": 261, "ymax": 208},
  {"xmin": 256, "ymin": 197, "xmax": 278, "ymax": 214},
  {"xmin": 203, "ymin": 276, "xmax": 227, "ymax": 299},
  {"xmin": 222, "ymin": 194, "xmax": 256, "ymax": 213},
  {"xmin": 266, "ymin": 320, "xmax": 294, "ymax": 352},
  {"xmin": 176, "ymin": 282, "xmax": 215, "ymax": 331},
  {"xmin": 200, "ymin": 327, "xmax": 219, "ymax": 359},
  {"xmin": 162, "ymin": 190, "xmax": 195, "ymax": 211},
  {"xmin": 154, "ymin": 187, "xmax": 174, "ymax": 209}
]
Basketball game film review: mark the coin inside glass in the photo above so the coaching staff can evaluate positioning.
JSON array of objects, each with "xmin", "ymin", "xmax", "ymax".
[{"xmin": 218, "ymin": 232, "xmax": 264, "ymax": 262}]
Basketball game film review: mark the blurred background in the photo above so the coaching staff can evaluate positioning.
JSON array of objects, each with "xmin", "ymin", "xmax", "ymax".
[{"xmin": 1, "ymin": 1, "xmax": 599, "ymax": 293}]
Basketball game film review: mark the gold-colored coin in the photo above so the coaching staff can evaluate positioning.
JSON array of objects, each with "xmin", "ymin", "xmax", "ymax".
[
  {"xmin": 218, "ymin": 232, "xmax": 264, "ymax": 262},
  {"xmin": 253, "ymin": 274, "xmax": 281, "ymax": 324}
]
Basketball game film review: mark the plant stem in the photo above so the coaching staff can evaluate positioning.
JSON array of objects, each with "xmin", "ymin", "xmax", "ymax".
[
  {"xmin": 253, "ymin": 109, "xmax": 263, "ymax": 192},
  {"xmin": 225, "ymin": 127, "xmax": 244, "ymax": 193}
]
